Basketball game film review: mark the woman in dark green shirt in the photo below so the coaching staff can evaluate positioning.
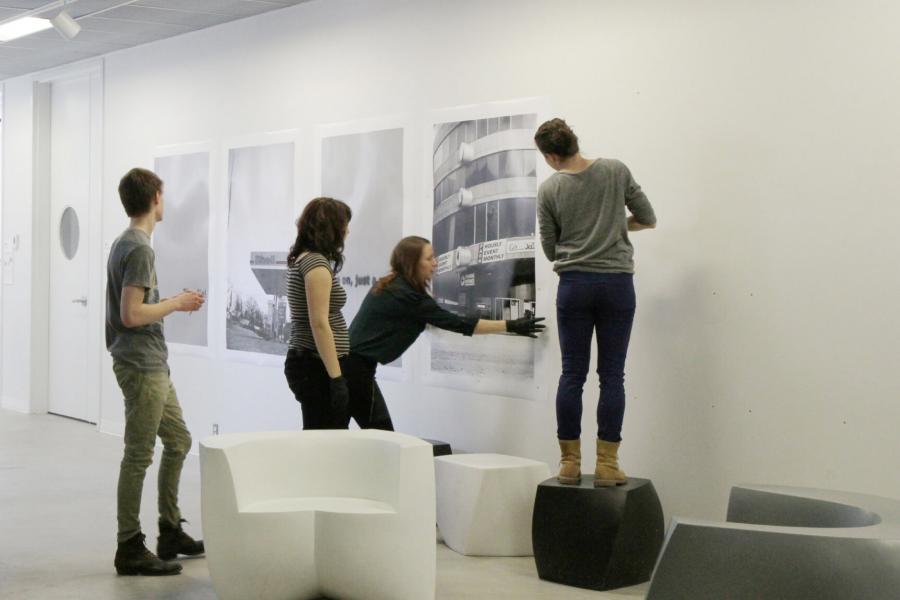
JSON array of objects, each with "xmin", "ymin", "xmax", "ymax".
[{"xmin": 344, "ymin": 236, "xmax": 545, "ymax": 430}]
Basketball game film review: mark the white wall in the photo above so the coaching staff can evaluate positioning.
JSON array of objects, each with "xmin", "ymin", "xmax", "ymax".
[
  {"xmin": 0, "ymin": 88, "xmax": 3, "ymax": 401},
  {"xmin": 3, "ymin": 0, "xmax": 900, "ymax": 523},
  {"xmin": 1, "ymin": 76, "xmax": 35, "ymax": 413}
]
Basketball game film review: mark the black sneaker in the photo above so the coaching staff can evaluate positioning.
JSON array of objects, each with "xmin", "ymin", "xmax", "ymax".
[
  {"xmin": 157, "ymin": 519, "xmax": 205, "ymax": 561},
  {"xmin": 115, "ymin": 532, "xmax": 182, "ymax": 576}
]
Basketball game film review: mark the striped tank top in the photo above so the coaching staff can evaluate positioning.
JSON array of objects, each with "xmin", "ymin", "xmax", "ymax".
[{"xmin": 286, "ymin": 253, "xmax": 349, "ymax": 356}]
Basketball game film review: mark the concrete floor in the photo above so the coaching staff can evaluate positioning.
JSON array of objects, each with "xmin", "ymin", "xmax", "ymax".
[{"xmin": 0, "ymin": 409, "xmax": 648, "ymax": 599}]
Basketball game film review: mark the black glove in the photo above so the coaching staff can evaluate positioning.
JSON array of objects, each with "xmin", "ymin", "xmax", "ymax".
[
  {"xmin": 506, "ymin": 316, "xmax": 546, "ymax": 338},
  {"xmin": 328, "ymin": 375, "xmax": 351, "ymax": 428}
]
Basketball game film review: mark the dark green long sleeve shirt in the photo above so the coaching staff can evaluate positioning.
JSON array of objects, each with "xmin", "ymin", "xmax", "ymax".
[{"xmin": 349, "ymin": 276, "xmax": 478, "ymax": 365}]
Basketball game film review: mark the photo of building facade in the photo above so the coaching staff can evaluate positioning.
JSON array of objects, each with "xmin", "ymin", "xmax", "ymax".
[{"xmin": 431, "ymin": 114, "xmax": 538, "ymax": 321}]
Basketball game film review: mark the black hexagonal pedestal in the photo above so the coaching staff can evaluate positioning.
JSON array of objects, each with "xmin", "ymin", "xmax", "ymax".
[
  {"xmin": 423, "ymin": 438, "xmax": 452, "ymax": 457},
  {"xmin": 532, "ymin": 476, "xmax": 664, "ymax": 591}
]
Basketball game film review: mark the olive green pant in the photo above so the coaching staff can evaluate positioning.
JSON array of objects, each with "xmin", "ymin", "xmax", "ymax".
[{"xmin": 113, "ymin": 363, "xmax": 193, "ymax": 543}]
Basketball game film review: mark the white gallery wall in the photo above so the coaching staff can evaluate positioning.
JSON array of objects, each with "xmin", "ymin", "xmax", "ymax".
[
  {"xmin": 3, "ymin": 0, "xmax": 900, "ymax": 523},
  {"xmin": 1, "ymin": 76, "xmax": 35, "ymax": 414}
]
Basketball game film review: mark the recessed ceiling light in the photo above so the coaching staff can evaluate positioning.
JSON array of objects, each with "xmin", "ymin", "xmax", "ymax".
[{"xmin": 0, "ymin": 16, "xmax": 53, "ymax": 42}]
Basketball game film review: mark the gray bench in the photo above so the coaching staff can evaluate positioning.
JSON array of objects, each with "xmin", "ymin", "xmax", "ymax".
[{"xmin": 647, "ymin": 484, "xmax": 900, "ymax": 599}]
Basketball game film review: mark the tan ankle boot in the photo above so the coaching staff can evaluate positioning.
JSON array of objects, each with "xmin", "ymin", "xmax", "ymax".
[
  {"xmin": 594, "ymin": 439, "xmax": 628, "ymax": 487},
  {"xmin": 557, "ymin": 439, "xmax": 581, "ymax": 484}
]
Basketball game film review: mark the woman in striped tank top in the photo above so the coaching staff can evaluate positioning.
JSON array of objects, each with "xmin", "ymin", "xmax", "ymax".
[{"xmin": 283, "ymin": 197, "xmax": 353, "ymax": 429}]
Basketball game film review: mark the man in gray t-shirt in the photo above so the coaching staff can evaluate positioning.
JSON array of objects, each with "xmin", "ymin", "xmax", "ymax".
[
  {"xmin": 106, "ymin": 228, "xmax": 167, "ymax": 370},
  {"xmin": 107, "ymin": 168, "xmax": 205, "ymax": 576}
]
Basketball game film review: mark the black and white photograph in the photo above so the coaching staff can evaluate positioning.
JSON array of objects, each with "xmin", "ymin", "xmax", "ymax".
[
  {"xmin": 225, "ymin": 142, "xmax": 295, "ymax": 356},
  {"xmin": 153, "ymin": 151, "xmax": 210, "ymax": 347},
  {"xmin": 320, "ymin": 127, "xmax": 404, "ymax": 326},
  {"xmin": 428, "ymin": 112, "xmax": 540, "ymax": 386}
]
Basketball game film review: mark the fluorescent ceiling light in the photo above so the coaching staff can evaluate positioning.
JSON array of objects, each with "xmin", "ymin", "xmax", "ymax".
[{"xmin": 0, "ymin": 17, "xmax": 53, "ymax": 42}]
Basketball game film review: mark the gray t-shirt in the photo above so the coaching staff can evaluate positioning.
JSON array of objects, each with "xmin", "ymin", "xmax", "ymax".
[
  {"xmin": 537, "ymin": 158, "xmax": 656, "ymax": 274},
  {"xmin": 106, "ymin": 228, "xmax": 168, "ymax": 370}
]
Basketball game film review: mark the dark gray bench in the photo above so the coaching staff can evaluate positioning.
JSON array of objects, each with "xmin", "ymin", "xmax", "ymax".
[{"xmin": 647, "ymin": 484, "xmax": 900, "ymax": 599}]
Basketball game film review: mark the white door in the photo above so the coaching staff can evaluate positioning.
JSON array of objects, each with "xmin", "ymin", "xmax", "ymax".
[{"xmin": 47, "ymin": 74, "xmax": 94, "ymax": 422}]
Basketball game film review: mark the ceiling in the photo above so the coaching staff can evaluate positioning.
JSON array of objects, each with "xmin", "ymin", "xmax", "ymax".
[{"xmin": 0, "ymin": 0, "xmax": 312, "ymax": 80}]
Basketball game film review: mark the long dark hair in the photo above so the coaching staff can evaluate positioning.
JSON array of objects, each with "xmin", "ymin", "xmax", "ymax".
[
  {"xmin": 373, "ymin": 236, "xmax": 431, "ymax": 295},
  {"xmin": 288, "ymin": 197, "xmax": 352, "ymax": 273}
]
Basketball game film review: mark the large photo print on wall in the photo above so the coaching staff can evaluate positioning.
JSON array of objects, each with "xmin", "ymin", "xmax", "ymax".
[
  {"xmin": 320, "ymin": 127, "xmax": 404, "ymax": 331},
  {"xmin": 428, "ymin": 112, "xmax": 539, "ymax": 395},
  {"xmin": 225, "ymin": 142, "xmax": 295, "ymax": 357},
  {"xmin": 153, "ymin": 151, "xmax": 210, "ymax": 348}
]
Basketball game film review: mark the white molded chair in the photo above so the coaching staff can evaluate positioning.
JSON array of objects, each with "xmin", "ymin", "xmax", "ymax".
[
  {"xmin": 200, "ymin": 429, "xmax": 436, "ymax": 600},
  {"xmin": 435, "ymin": 453, "xmax": 550, "ymax": 556}
]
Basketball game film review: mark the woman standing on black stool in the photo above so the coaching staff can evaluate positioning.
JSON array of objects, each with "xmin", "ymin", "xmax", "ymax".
[
  {"xmin": 535, "ymin": 118, "xmax": 657, "ymax": 487},
  {"xmin": 283, "ymin": 197, "xmax": 353, "ymax": 429}
]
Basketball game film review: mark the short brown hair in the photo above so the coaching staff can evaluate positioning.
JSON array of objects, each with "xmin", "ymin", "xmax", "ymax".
[
  {"xmin": 373, "ymin": 236, "xmax": 431, "ymax": 295},
  {"xmin": 288, "ymin": 197, "xmax": 352, "ymax": 273},
  {"xmin": 118, "ymin": 168, "xmax": 163, "ymax": 217},
  {"xmin": 534, "ymin": 118, "xmax": 579, "ymax": 157}
]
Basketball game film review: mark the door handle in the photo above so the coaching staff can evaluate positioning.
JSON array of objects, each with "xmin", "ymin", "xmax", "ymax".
[{"xmin": 72, "ymin": 297, "xmax": 87, "ymax": 306}]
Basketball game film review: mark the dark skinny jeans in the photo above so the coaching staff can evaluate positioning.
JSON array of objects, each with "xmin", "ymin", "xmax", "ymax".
[
  {"xmin": 555, "ymin": 272, "xmax": 636, "ymax": 442},
  {"xmin": 284, "ymin": 349, "xmax": 394, "ymax": 431}
]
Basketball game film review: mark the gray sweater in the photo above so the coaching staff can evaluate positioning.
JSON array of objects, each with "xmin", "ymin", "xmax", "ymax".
[{"xmin": 537, "ymin": 158, "xmax": 656, "ymax": 274}]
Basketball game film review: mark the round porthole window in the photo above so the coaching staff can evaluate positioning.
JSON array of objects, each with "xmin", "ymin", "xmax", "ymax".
[{"xmin": 59, "ymin": 206, "xmax": 80, "ymax": 260}]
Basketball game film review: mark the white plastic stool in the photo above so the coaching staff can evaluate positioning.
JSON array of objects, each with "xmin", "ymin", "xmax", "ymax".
[{"xmin": 435, "ymin": 453, "xmax": 550, "ymax": 556}]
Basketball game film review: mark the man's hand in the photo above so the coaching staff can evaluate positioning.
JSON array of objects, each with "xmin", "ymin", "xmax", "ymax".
[
  {"xmin": 506, "ymin": 316, "xmax": 547, "ymax": 338},
  {"xmin": 172, "ymin": 290, "xmax": 205, "ymax": 313}
]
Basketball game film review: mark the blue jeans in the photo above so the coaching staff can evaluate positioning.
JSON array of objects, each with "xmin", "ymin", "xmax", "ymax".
[{"xmin": 555, "ymin": 272, "xmax": 636, "ymax": 442}]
